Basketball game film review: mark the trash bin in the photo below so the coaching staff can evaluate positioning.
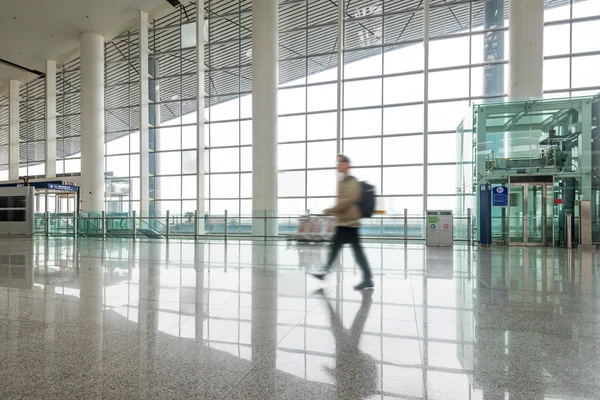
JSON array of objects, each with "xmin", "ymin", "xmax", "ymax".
[{"xmin": 426, "ymin": 210, "xmax": 453, "ymax": 247}]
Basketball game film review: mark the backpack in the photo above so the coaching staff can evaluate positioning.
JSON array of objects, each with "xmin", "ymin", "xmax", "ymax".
[{"xmin": 358, "ymin": 181, "xmax": 376, "ymax": 218}]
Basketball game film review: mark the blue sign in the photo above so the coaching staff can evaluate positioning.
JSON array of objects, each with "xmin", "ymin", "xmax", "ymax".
[
  {"xmin": 430, "ymin": 224, "xmax": 436, "ymax": 229},
  {"xmin": 492, "ymin": 186, "xmax": 508, "ymax": 207},
  {"xmin": 47, "ymin": 183, "xmax": 78, "ymax": 192}
]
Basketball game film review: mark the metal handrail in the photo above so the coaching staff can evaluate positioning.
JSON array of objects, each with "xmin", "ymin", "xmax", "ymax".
[{"xmin": 34, "ymin": 209, "xmax": 474, "ymax": 245}]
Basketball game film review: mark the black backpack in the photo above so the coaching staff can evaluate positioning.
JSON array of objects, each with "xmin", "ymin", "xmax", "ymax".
[{"xmin": 358, "ymin": 181, "xmax": 376, "ymax": 218}]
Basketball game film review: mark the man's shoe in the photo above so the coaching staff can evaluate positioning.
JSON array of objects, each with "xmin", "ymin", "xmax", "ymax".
[
  {"xmin": 311, "ymin": 273, "xmax": 327, "ymax": 281},
  {"xmin": 353, "ymin": 281, "xmax": 375, "ymax": 291}
]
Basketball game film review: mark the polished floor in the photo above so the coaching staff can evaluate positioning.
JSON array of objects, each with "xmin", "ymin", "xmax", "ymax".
[{"xmin": 0, "ymin": 238, "xmax": 599, "ymax": 399}]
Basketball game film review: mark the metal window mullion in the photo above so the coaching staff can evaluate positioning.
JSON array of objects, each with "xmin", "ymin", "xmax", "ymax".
[
  {"xmin": 336, "ymin": 0, "xmax": 344, "ymax": 155},
  {"xmin": 569, "ymin": 0, "xmax": 574, "ymax": 96},
  {"xmin": 304, "ymin": 0, "xmax": 309, "ymax": 213},
  {"xmin": 381, "ymin": 0, "xmax": 385, "ymax": 198},
  {"xmin": 238, "ymin": 0, "xmax": 242, "ymax": 216},
  {"xmin": 423, "ymin": 0, "xmax": 429, "ymax": 216}
]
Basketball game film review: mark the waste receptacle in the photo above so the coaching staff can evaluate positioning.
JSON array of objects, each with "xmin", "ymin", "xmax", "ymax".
[{"xmin": 426, "ymin": 210, "xmax": 453, "ymax": 247}]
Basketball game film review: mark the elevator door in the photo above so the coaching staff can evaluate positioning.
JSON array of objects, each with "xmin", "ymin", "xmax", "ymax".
[{"xmin": 508, "ymin": 182, "xmax": 554, "ymax": 246}]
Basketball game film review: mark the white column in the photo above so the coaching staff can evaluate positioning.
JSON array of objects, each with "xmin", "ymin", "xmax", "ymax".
[
  {"xmin": 46, "ymin": 60, "xmax": 57, "ymax": 178},
  {"xmin": 336, "ymin": 0, "xmax": 344, "ymax": 155},
  {"xmin": 80, "ymin": 33, "xmax": 105, "ymax": 213},
  {"xmin": 252, "ymin": 0, "xmax": 278, "ymax": 237},
  {"xmin": 9, "ymin": 80, "xmax": 20, "ymax": 181},
  {"xmin": 197, "ymin": 4, "xmax": 206, "ymax": 234},
  {"xmin": 508, "ymin": 0, "xmax": 544, "ymax": 100},
  {"xmin": 139, "ymin": 12, "xmax": 150, "ymax": 217}
]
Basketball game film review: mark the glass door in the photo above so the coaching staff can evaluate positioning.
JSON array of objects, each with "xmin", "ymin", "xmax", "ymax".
[
  {"xmin": 509, "ymin": 181, "xmax": 554, "ymax": 246},
  {"xmin": 527, "ymin": 184, "xmax": 544, "ymax": 245},
  {"xmin": 509, "ymin": 185, "xmax": 525, "ymax": 244}
]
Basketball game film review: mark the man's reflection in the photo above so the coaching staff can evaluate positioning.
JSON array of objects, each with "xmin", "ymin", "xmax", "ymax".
[{"xmin": 316, "ymin": 289, "xmax": 377, "ymax": 399}]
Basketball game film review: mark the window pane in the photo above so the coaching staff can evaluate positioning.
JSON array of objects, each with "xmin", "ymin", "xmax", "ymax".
[
  {"xmin": 182, "ymin": 125, "xmax": 197, "ymax": 149},
  {"xmin": 383, "ymin": 74, "xmax": 424, "ymax": 104},
  {"xmin": 307, "ymin": 84, "xmax": 337, "ymax": 112},
  {"xmin": 156, "ymin": 127, "xmax": 181, "ymax": 151},
  {"xmin": 211, "ymin": 174, "xmax": 239, "ymax": 198},
  {"xmin": 182, "ymin": 175, "xmax": 197, "ymax": 199},
  {"xmin": 379, "ymin": 196, "xmax": 423, "ymax": 215},
  {"xmin": 544, "ymin": 24, "xmax": 570, "ymax": 56},
  {"xmin": 572, "ymin": 55, "xmax": 600, "ymax": 88},
  {"xmin": 182, "ymin": 150, "xmax": 197, "ymax": 174},
  {"xmin": 156, "ymin": 176, "xmax": 181, "ymax": 199},
  {"xmin": 241, "ymin": 173, "xmax": 252, "ymax": 198},
  {"xmin": 65, "ymin": 158, "xmax": 81, "ymax": 174},
  {"xmin": 470, "ymin": 65, "xmax": 508, "ymax": 98},
  {"xmin": 383, "ymin": 135, "xmax": 423, "ymax": 165},
  {"xmin": 241, "ymin": 121, "xmax": 252, "ymax": 145},
  {"xmin": 383, "ymin": 166, "xmax": 423, "ymax": 195},
  {"xmin": 307, "ymin": 197, "xmax": 335, "ymax": 214},
  {"xmin": 210, "ymin": 98, "xmax": 239, "ymax": 121},
  {"xmin": 210, "ymin": 200, "xmax": 239, "ymax": 214},
  {"xmin": 241, "ymin": 146, "xmax": 252, "ymax": 172},
  {"xmin": 210, "ymin": 148, "xmax": 239, "ymax": 172},
  {"xmin": 384, "ymin": 105, "xmax": 423, "ymax": 134},
  {"xmin": 307, "ymin": 141, "xmax": 337, "ymax": 169},
  {"xmin": 106, "ymin": 135, "xmax": 129, "ymax": 155},
  {"xmin": 279, "ymin": 115, "xmax": 305, "ymax": 143},
  {"xmin": 307, "ymin": 169, "xmax": 336, "ymax": 196},
  {"xmin": 156, "ymin": 152, "xmax": 181, "ymax": 175},
  {"xmin": 384, "ymin": 43, "xmax": 423, "ymax": 75},
  {"xmin": 279, "ymin": 143, "xmax": 306, "ymax": 170},
  {"xmin": 106, "ymin": 155, "xmax": 129, "ymax": 177},
  {"xmin": 429, "ymin": 69, "xmax": 469, "ymax": 101},
  {"xmin": 155, "ymin": 201, "xmax": 181, "ymax": 216},
  {"xmin": 279, "ymin": 87, "xmax": 306, "ymax": 114},
  {"xmin": 428, "ymin": 101, "xmax": 469, "ymax": 132},
  {"xmin": 428, "ymin": 165, "xmax": 457, "ymax": 195},
  {"xmin": 428, "ymin": 134, "xmax": 457, "ymax": 164},
  {"xmin": 343, "ymin": 138, "xmax": 381, "ymax": 166},
  {"xmin": 130, "ymin": 154, "xmax": 140, "ymax": 177},
  {"xmin": 573, "ymin": 1, "xmax": 600, "ymax": 19},
  {"xmin": 210, "ymin": 121, "xmax": 239, "ymax": 147},
  {"xmin": 343, "ymin": 109, "xmax": 381, "ymax": 138},
  {"xmin": 344, "ymin": 78, "xmax": 382, "ymax": 108},
  {"xmin": 344, "ymin": 49, "xmax": 382, "ymax": 79},
  {"xmin": 429, "ymin": 36, "xmax": 469, "ymax": 69},
  {"xmin": 279, "ymin": 198, "xmax": 306, "ymax": 215},
  {"xmin": 130, "ymin": 131, "xmax": 140, "ymax": 153},
  {"xmin": 544, "ymin": 58, "xmax": 570, "ymax": 91},
  {"xmin": 279, "ymin": 171, "xmax": 305, "ymax": 197},
  {"xmin": 307, "ymin": 112, "xmax": 336, "ymax": 140},
  {"xmin": 352, "ymin": 167, "xmax": 381, "ymax": 188}
]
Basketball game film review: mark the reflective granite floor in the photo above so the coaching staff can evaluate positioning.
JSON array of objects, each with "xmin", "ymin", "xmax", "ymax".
[{"xmin": 1, "ymin": 238, "xmax": 600, "ymax": 399}]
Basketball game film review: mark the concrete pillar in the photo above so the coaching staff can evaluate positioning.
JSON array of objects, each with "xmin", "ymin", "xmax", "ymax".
[
  {"xmin": 197, "ymin": 6, "xmax": 207, "ymax": 234},
  {"xmin": 46, "ymin": 60, "xmax": 57, "ymax": 178},
  {"xmin": 252, "ymin": 0, "xmax": 278, "ymax": 237},
  {"xmin": 508, "ymin": 0, "xmax": 544, "ymax": 100},
  {"xmin": 9, "ymin": 80, "xmax": 20, "ymax": 181},
  {"xmin": 139, "ymin": 12, "xmax": 150, "ymax": 217},
  {"xmin": 80, "ymin": 32, "xmax": 105, "ymax": 213}
]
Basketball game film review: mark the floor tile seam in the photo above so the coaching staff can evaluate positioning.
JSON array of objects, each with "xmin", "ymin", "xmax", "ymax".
[
  {"xmin": 408, "ymin": 276, "xmax": 427, "ymax": 399},
  {"xmin": 217, "ymin": 306, "xmax": 314, "ymax": 399}
]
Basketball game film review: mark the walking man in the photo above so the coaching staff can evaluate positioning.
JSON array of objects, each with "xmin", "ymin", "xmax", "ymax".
[{"xmin": 312, "ymin": 155, "xmax": 374, "ymax": 290}]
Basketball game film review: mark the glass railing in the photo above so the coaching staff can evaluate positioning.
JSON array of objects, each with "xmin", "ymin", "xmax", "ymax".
[{"xmin": 33, "ymin": 210, "xmax": 475, "ymax": 244}]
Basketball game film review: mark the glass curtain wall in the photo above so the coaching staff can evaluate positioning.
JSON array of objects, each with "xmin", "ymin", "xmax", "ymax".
[
  {"xmin": 56, "ymin": 58, "xmax": 82, "ymax": 176},
  {"xmin": 149, "ymin": 3, "xmax": 199, "ymax": 218},
  {"xmin": 205, "ymin": 0, "xmax": 252, "ymax": 216},
  {"xmin": 0, "ymin": 94, "xmax": 8, "ymax": 181},
  {"xmin": 543, "ymin": 0, "xmax": 600, "ymax": 97},
  {"xmin": 104, "ymin": 30, "xmax": 141, "ymax": 215},
  {"xmin": 19, "ymin": 77, "xmax": 46, "ymax": 177},
  {"xmin": 95, "ymin": 0, "xmax": 600, "ymax": 219}
]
